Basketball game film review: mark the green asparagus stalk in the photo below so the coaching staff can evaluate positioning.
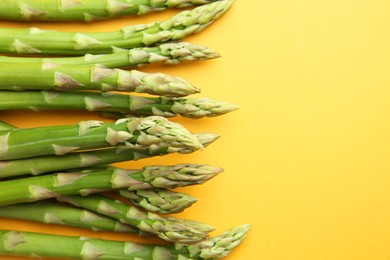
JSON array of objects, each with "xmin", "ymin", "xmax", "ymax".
[
  {"xmin": 0, "ymin": 90, "xmax": 239, "ymax": 118},
  {"xmin": 118, "ymin": 188, "xmax": 197, "ymax": 214},
  {"xmin": 0, "ymin": 0, "xmax": 233, "ymax": 55},
  {"xmin": 0, "ymin": 133, "xmax": 219, "ymax": 178},
  {"xmin": 0, "ymin": 164, "xmax": 221, "ymax": 206},
  {"xmin": 0, "ymin": 201, "xmax": 149, "ymax": 235},
  {"xmin": 0, "ymin": 42, "xmax": 221, "ymax": 69},
  {"xmin": 0, "ymin": 224, "xmax": 250, "ymax": 259},
  {"xmin": 0, "ymin": 0, "xmax": 220, "ymax": 22},
  {"xmin": 0, "ymin": 116, "xmax": 202, "ymax": 160},
  {"xmin": 0, "ymin": 63, "xmax": 199, "ymax": 97},
  {"xmin": 58, "ymin": 193, "xmax": 214, "ymax": 243}
]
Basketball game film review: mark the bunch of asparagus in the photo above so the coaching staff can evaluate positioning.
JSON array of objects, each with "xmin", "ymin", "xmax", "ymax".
[{"xmin": 0, "ymin": 0, "xmax": 250, "ymax": 259}]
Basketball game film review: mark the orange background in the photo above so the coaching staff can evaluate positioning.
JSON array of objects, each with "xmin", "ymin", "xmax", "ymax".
[{"xmin": 1, "ymin": 0, "xmax": 390, "ymax": 259}]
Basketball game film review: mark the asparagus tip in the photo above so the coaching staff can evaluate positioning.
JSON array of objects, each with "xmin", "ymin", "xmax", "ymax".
[
  {"xmin": 195, "ymin": 133, "xmax": 221, "ymax": 147},
  {"xmin": 127, "ymin": 116, "xmax": 204, "ymax": 151},
  {"xmin": 170, "ymin": 97, "xmax": 239, "ymax": 118},
  {"xmin": 195, "ymin": 223, "xmax": 251, "ymax": 259},
  {"xmin": 180, "ymin": 218, "xmax": 216, "ymax": 233},
  {"xmin": 118, "ymin": 189, "xmax": 198, "ymax": 214},
  {"xmin": 179, "ymin": 133, "xmax": 220, "ymax": 154},
  {"xmin": 160, "ymin": 42, "xmax": 222, "ymax": 64},
  {"xmin": 138, "ymin": 164, "xmax": 222, "ymax": 188},
  {"xmin": 131, "ymin": 70, "xmax": 200, "ymax": 97}
]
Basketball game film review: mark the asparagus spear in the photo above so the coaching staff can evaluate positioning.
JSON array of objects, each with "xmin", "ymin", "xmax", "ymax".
[
  {"xmin": 0, "ymin": 90, "xmax": 238, "ymax": 118},
  {"xmin": 0, "ymin": 116, "xmax": 202, "ymax": 160},
  {"xmin": 0, "ymin": 0, "xmax": 220, "ymax": 22},
  {"xmin": 0, "ymin": 0, "xmax": 233, "ymax": 55},
  {"xmin": 0, "ymin": 133, "xmax": 220, "ymax": 178},
  {"xmin": 0, "ymin": 224, "xmax": 250, "ymax": 259},
  {"xmin": 0, "ymin": 164, "xmax": 221, "ymax": 206},
  {"xmin": 0, "ymin": 63, "xmax": 199, "ymax": 97},
  {"xmin": 0, "ymin": 201, "xmax": 148, "ymax": 235},
  {"xmin": 58, "ymin": 193, "xmax": 213, "ymax": 243},
  {"xmin": 0, "ymin": 42, "xmax": 220, "ymax": 69},
  {"xmin": 118, "ymin": 188, "xmax": 197, "ymax": 214}
]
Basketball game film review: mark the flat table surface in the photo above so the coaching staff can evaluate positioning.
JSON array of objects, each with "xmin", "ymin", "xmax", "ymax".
[{"xmin": 1, "ymin": 1, "xmax": 390, "ymax": 259}]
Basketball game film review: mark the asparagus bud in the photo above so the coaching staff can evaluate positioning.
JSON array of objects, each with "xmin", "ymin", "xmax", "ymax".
[{"xmin": 118, "ymin": 188, "xmax": 198, "ymax": 214}]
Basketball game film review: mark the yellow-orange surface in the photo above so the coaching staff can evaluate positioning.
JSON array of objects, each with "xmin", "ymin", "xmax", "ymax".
[{"xmin": 1, "ymin": 0, "xmax": 390, "ymax": 259}]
